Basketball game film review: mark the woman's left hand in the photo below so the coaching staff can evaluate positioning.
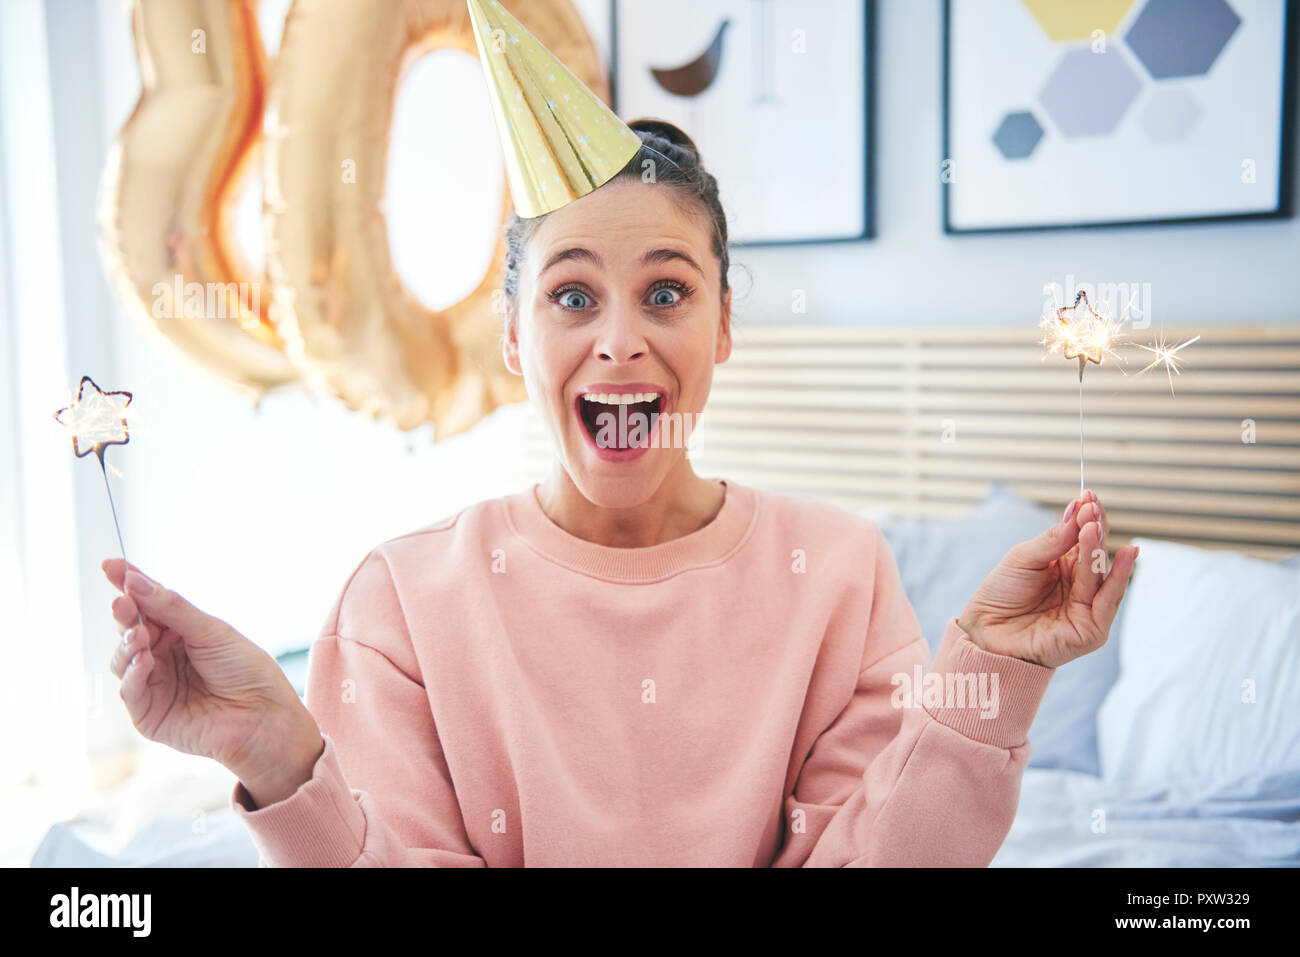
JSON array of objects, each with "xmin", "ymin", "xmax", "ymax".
[{"xmin": 957, "ymin": 489, "xmax": 1139, "ymax": 669}]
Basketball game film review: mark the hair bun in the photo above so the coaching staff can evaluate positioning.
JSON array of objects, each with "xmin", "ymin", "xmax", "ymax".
[{"xmin": 626, "ymin": 118, "xmax": 701, "ymax": 161}]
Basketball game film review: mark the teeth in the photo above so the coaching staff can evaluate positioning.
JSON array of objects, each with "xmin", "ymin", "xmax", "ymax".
[{"xmin": 582, "ymin": 392, "xmax": 660, "ymax": 405}]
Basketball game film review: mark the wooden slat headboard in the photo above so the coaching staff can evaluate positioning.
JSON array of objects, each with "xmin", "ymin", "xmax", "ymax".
[{"xmin": 515, "ymin": 323, "xmax": 1300, "ymax": 561}]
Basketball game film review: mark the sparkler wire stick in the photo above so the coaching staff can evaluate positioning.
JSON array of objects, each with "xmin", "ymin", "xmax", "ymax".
[
  {"xmin": 1041, "ymin": 289, "xmax": 1200, "ymax": 502},
  {"xmin": 95, "ymin": 451, "xmax": 143, "ymax": 628},
  {"xmin": 1078, "ymin": 365, "xmax": 1084, "ymax": 498},
  {"xmin": 53, "ymin": 376, "xmax": 144, "ymax": 628},
  {"xmin": 1042, "ymin": 291, "xmax": 1108, "ymax": 499}
]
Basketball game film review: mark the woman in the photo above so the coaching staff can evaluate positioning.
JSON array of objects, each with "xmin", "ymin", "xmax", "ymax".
[{"xmin": 103, "ymin": 119, "xmax": 1137, "ymax": 867}]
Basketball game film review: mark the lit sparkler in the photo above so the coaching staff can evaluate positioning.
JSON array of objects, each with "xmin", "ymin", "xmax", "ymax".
[
  {"xmin": 1039, "ymin": 290, "xmax": 1125, "ymax": 497},
  {"xmin": 1039, "ymin": 290, "xmax": 1199, "ymax": 497},
  {"xmin": 53, "ymin": 376, "xmax": 143, "ymax": 627},
  {"xmin": 1131, "ymin": 331, "xmax": 1201, "ymax": 397},
  {"xmin": 1039, "ymin": 289, "xmax": 1127, "ymax": 382}
]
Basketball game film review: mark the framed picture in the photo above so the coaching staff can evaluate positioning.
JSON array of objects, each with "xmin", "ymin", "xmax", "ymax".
[
  {"xmin": 943, "ymin": 0, "xmax": 1296, "ymax": 233},
  {"xmin": 611, "ymin": 0, "xmax": 874, "ymax": 245}
]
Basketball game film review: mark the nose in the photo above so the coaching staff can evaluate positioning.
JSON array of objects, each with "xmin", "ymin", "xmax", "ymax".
[{"xmin": 593, "ymin": 302, "xmax": 650, "ymax": 364}]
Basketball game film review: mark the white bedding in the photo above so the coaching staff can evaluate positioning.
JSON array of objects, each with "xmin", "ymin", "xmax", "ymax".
[
  {"xmin": 992, "ymin": 768, "xmax": 1300, "ymax": 867},
  {"xmin": 31, "ymin": 808, "xmax": 259, "ymax": 868},
  {"xmin": 32, "ymin": 767, "xmax": 1300, "ymax": 867}
]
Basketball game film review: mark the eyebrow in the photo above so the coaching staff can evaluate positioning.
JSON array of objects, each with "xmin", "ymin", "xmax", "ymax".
[{"xmin": 540, "ymin": 246, "xmax": 704, "ymax": 278}]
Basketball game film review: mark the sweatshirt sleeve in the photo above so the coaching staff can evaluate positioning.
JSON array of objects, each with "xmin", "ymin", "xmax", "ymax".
[
  {"xmin": 773, "ymin": 524, "xmax": 1056, "ymax": 868},
  {"xmin": 228, "ymin": 551, "xmax": 485, "ymax": 867}
]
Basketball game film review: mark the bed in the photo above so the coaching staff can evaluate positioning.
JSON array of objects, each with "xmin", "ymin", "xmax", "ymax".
[{"xmin": 30, "ymin": 320, "xmax": 1300, "ymax": 867}]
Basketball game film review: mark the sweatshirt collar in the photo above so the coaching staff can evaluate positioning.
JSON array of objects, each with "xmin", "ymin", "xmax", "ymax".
[{"xmin": 503, "ymin": 477, "xmax": 758, "ymax": 583}]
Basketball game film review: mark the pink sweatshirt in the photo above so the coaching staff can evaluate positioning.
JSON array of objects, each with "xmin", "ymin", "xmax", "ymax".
[{"xmin": 230, "ymin": 477, "xmax": 1055, "ymax": 866}]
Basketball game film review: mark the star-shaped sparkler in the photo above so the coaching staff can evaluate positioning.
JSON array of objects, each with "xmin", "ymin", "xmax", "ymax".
[
  {"xmin": 53, "ymin": 376, "xmax": 133, "ymax": 461},
  {"xmin": 54, "ymin": 375, "xmax": 142, "ymax": 627},
  {"xmin": 1039, "ymin": 290, "xmax": 1126, "ymax": 382},
  {"xmin": 1037, "ymin": 286, "xmax": 1200, "ymax": 497}
]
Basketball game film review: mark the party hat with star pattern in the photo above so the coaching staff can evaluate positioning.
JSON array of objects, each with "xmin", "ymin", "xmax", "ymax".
[{"xmin": 467, "ymin": 0, "xmax": 641, "ymax": 218}]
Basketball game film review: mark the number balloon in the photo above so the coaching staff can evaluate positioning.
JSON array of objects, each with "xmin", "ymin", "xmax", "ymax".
[
  {"xmin": 100, "ymin": 0, "xmax": 297, "ymax": 400},
  {"xmin": 101, "ymin": 0, "xmax": 607, "ymax": 435}
]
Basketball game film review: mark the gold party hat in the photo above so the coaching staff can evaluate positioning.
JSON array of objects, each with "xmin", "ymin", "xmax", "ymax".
[{"xmin": 467, "ymin": 0, "xmax": 641, "ymax": 218}]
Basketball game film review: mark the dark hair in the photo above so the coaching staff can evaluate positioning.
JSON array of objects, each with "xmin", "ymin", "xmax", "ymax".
[{"xmin": 501, "ymin": 118, "xmax": 730, "ymax": 334}]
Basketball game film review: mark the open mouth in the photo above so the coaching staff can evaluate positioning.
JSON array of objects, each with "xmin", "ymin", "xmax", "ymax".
[{"xmin": 575, "ymin": 392, "xmax": 665, "ymax": 451}]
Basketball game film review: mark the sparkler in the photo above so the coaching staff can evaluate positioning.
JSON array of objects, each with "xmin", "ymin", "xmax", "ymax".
[
  {"xmin": 53, "ymin": 376, "xmax": 143, "ymax": 627},
  {"xmin": 1039, "ymin": 290, "xmax": 1200, "ymax": 497},
  {"xmin": 1039, "ymin": 291, "xmax": 1125, "ymax": 497},
  {"xmin": 1131, "ymin": 331, "xmax": 1202, "ymax": 397}
]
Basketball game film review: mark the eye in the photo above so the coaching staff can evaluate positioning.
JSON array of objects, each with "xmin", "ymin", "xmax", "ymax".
[
  {"xmin": 547, "ymin": 285, "xmax": 592, "ymax": 311},
  {"xmin": 647, "ymin": 280, "xmax": 692, "ymax": 308}
]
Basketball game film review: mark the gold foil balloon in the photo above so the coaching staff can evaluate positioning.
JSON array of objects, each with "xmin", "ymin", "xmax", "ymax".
[
  {"xmin": 100, "ymin": 0, "xmax": 610, "ymax": 436},
  {"xmin": 264, "ymin": 0, "xmax": 610, "ymax": 436},
  {"xmin": 99, "ymin": 0, "xmax": 298, "ymax": 400}
]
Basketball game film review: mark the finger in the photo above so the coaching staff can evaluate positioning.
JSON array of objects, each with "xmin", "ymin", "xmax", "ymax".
[
  {"xmin": 1075, "ymin": 502, "xmax": 1100, "ymax": 543},
  {"xmin": 110, "ymin": 625, "xmax": 148, "ymax": 679},
  {"xmin": 111, "ymin": 593, "xmax": 141, "ymax": 630},
  {"xmin": 1091, "ymin": 543, "xmax": 1140, "ymax": 635},
  {"xmin": 1069, "ymin": 519, "xmax": 1106, "ymax": 606},
  {"xmin": 1061, "ymin": 541, "xmax": 1081, "ymax": 577},
  {"xmin": 123, "ymin": 570, "xmax": 230, "ymax": 647},
  {"xmin": 120, "ymin": 616, "xmax": 158, "ymax": 650},
  {"xmin": 1008, "ymin": 503, "xmax": 1082, "ymax": 568},
  {"xmin": 119, "ymin": 645, "xmax": 156, "ymax": 725},
  {"xmin": 102, "ymin": 557, "xmax": 146, "ymax": 593},
  {"xmin": 1085, "ymin": 489, "xmax": 1110, "ymax": 540},
  {"xmin": 1076, "ymin": 498, "xmax": 1109, "ymax": 541}
]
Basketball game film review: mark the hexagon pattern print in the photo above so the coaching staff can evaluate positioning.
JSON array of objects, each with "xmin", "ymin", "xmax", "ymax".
[{"xmin": 945, "ymin": 0, "xmax": 1292, "ymax": 231}]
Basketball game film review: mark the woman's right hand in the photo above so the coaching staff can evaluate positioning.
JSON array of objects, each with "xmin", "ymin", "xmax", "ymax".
[{"xmin": 104, "ymin": 558, "xmax": 324, "ymax": 806}]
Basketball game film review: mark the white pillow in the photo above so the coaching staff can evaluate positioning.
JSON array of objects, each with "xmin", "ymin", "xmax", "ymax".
[{"xmin": 1097, "ymin": 537, "xmax": 1300, "ymax": 799}]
